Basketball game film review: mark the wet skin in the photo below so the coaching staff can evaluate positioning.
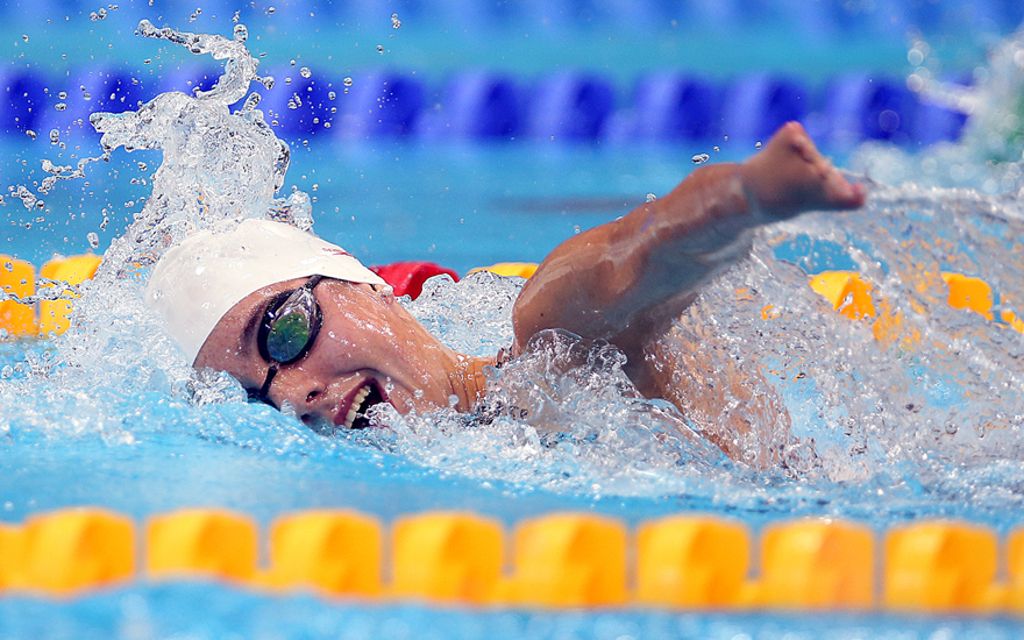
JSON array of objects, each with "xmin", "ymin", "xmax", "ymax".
[
  {"xmin": 195, "ymin": 123, "xmax": 867, "ymax": 451},
  {"xmin": 195, "ymin": 279, "xmax": 491, "ymax": 429}
]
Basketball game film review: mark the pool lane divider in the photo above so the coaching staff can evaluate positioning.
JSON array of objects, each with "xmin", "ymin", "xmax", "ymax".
[
  {"xmin": 0, "ymin": 508, "xmax": 1022, "ymax": 614},
  {"xmin": 0, "ymin": 256, "xmax": 522, "ymax": 339},
  {"xmin": 1, "ymin": 251, "xmax": 1018, "ymax": 343},
  {"xmin": 0, "ymin": 253, "xmax": 101, "ymax": 338}
]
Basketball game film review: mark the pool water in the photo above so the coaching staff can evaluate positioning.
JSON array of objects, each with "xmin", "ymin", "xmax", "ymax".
[{"xmin": 3, "ymin": 4, "xmax": 1024, "ymax": 639}]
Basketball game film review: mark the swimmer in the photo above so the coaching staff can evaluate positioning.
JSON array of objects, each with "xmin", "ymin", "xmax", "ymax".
[{"xmin": 147, "ymin": 122, "xmax": 866, "ymax": 460}]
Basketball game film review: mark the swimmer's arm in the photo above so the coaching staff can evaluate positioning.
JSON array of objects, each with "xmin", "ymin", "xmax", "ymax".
[
  {"xmin": 512, "ymin": 122, "xmax": 865, "ymax": 375},
  {"xmin": 512, "ymin": 163, "xmax": 758, "ymax": 364}
]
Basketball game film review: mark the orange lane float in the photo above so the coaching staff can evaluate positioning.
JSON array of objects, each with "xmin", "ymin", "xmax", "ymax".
[
  {"xmin": 805, "ymin": 270, "xmax": 1024, "ymax": 339},
  {"xmin": 469, "ymin": 262, "xmax": 539, "ymax": 279},
  {"xmin": 0, "ymin": 256, "xmax": 36, "ymax": 338},
  {"xmin": 635, "ymin": 515, "xmax": 750, "ymax": 608},
  {"xmin": 146, "ymin": 509, "xmax": 258, "ymax": 583},
  {"xmin": 3, "ymin": 507, "xmax": 1024, "ymax": 616},
  {"xmin": 756, "ymin": 518, "xmax": 874, "ymax": 610},
  {"xmin": 884, "ymin": 520, "xmax": 1004, "ymax": 613},
  {"xmin": 20, "ymin": 508, "xmax": 134, "ymax": 595},
  {"xmin": 38, "ymin": 254, "xmax": 102, "ymax": 336},
  {"xmin": 265, "ymin": 510, "xmax": 383, "ymax": 596},
  {"xmin": 808, "ymin": 271, "xmax": 876, "ymax": 320},
  {"xmin": 507, "ymin": 513, "xmax": 628, "ymax": 607},
  {"xmin": 391, "ymin": 512, "xmax": 504, "ymax": 604}
]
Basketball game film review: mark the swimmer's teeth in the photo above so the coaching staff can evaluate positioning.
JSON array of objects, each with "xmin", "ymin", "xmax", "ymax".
[{"xmin": 345, "ymin": 386, "xmax": 371, "ymax": 429}]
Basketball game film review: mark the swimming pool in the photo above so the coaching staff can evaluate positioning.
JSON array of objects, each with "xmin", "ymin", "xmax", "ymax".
[{"xmin": 4, "ymin": 2, "xmax": 1024, "ymax": 638}]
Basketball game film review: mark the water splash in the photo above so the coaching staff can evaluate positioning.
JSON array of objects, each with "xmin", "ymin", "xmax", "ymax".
[
  {"xmin": 0, "ymin": 20, "xmax": 311, "ymax": 448},
  {"xmin": 3, "ymin": 21, "xmax": 1024, "ymax": 524},
  {"xmin": 853, "ymin": 26, "xmax": 1024, "ymax": 193}
]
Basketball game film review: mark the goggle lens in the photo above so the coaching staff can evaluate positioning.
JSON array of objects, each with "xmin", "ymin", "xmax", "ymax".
[{"xmin": 265, "ymin": 309, "xmax": 313, "ymax": 363}]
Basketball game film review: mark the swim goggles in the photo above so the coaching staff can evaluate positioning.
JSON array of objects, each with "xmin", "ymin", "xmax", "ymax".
[{"xmin": 249, "ymin": 275, "xmax": 325, "ymax": 406}]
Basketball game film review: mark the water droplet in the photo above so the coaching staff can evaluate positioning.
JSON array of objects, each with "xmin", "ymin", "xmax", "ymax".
[
  {"xmin": 691, "ymin": 152, "xmax": 710, "ymax": 164},
  {"xmin": 343, "ymin": 76, "xmax": 353, "ymax": 88},
  {"xmin": 54, "ymin": 102, "xmax": 67, "ymax": 112},
  {"xmin": 944, "ymin": 422, "xmax": 958, "ymax": 435},
  {"xmin": 645, "ymin": 193, "xmax": 657, "ymax": 203},
  {"xmin": 327, "ymin": 90, "xmax": 336, "ymax": 100},
  {"xmin": 299, "ymin": 66, "xmax": 311, "ymax": 79},
  {"xmin": 712, "ymin": 145, "xmax": 720, "ymax": 152},
  {"xmin": 137, "ymin": 161, "xmax": 147, "ymax": 171},
  {"xmin": 754, "ymin": 140, "xmax": 763, "ymax": 149},
  {"xmin": 376, "ymin": 44, "xmax": 385, "ymax": 54},
  {"xmin": 87, "ymin": 231, "xmax": 99, "ymax": 248},
  {"xmin": 24, "ymin": 130, "xmax": 37, "ymax": 140},
  {"xmin": 391, "ymin": 12, "xmax": 402, "ymax": 29},
  {"xmin": 266, "ymin": 6, "xmax": 276, "ymax": 15},
  {"xmin": 90, "ymin": 8, "xmax": 107, "ymax": 21},
  {"xmin": 233, "ymin": 24, "xmax": 248, "ymax": 42},
  {"xmin": 21, "ymin": 34, "xmax": 29, "ymax": 43},
  {"xmin": 143, "ymin": 58, "xmax": 152, "ymax": 64},
  {"xmin": 49, "ymin": 129, "xmax": 60, "ymax": 144}
]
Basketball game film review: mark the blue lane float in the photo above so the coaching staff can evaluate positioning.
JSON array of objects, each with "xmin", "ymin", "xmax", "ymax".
[
  {"xmin": 0, "ymin": 67, "xmax": 969, "ymax": 146},
  {"xmin": 720, "ymin": 74, "xmax": 809, "ymax": 145},
  {"xmin": 822, "ymin": 74, "xmax": 917, "ymax": 146},
  {"xmin": 259, "ymin": 70, "xmax": 339, "ymax": 137},
  {"xmin": 525, "ymin": 72, "xmax": 615, "ymax": 142},
  {"xmin": 0, "ymin": 1, "xmax": 1021, "ymax": 34},
  {"xmin": 629, "ymin": 73, "xmax": 723, "ymax": 141},
  {"xmin": 0, "ymin": 71, "xmax": 48, "ymax": 136},
  {"xmin": 332, "ymin": 72, "xmax": 424, "ymax": 139},
  {"xmin": 419, "ymin": 72, "xmax": 522, "ymax": 140}
]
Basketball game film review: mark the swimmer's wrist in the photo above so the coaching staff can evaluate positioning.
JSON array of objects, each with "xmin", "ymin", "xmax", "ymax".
[{"xmin": 737, "ymin": 165, "xmax": 767, "ymax": 226}]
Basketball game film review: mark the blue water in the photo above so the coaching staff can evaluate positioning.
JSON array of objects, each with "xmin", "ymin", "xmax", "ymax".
[
  {"xmin": 3, "ymin": 585, "xmax": 1023, "ymax": 640},
  {"xmin": 4, "ymin": 2, "xmax": 1024, "ymax": 639}
]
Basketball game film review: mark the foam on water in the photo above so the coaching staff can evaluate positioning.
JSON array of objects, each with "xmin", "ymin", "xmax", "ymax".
[
  {"xmin": 853, "ymin": 26, "xmax": 1024, "ymax": 192},
  {"xmin": 2, "ymin": 21, "xmax": 1024, "ymax": 521}
]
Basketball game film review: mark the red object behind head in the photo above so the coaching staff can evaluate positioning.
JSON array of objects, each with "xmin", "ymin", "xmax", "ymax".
[{"xmin": 370, "ymin": 261, "xmax": 460, "ymax": 300}]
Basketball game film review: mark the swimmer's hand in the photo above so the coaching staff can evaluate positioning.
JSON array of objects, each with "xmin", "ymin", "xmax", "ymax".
[{"xmin": 742, "ymin": 122, "xmax": 867, "ymax": 219}]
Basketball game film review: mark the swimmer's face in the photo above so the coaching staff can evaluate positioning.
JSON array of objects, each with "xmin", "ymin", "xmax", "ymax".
[{"xmin": 195, "ymin": 277, "xmax": 458, "ymax": 430}]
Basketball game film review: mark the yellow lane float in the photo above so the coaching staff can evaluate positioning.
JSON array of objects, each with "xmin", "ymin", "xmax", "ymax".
[
  {"xmin": 266, "ymin": 510, "xmax": 383, "ymax": 596},
  {"xmin": 146, "ymin": 509, "xmax": 258, "ymax": 583},
  {"xmin": 2, "ymin": 508, "xmax": 1024, "ymax": 616},
  {"xmin": 0, "ymin": 253, "xmax": 101, "ymax": 338},
  {"xmin": 392, "ymin": 512, "xmax": 503, "ymax": 604},
  {"xmin": 469, "ymin": 262, "xmax": 539, "ymax": 279},
  {"xmin": 0, "ymin": 256, "xmax": 36, "ymax": 338},
  {"xmin": 808, "ymin": 271, "xmax": 876, "ymax": 320},
  {"xmin": 38, "ymin": 254, "xmax": 102, "ymax": 336}
]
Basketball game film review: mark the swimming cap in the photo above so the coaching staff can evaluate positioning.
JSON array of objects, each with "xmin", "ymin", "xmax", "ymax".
[{"xmin": 146, "ymin": 219, "xmax": 388, "ymax": 364}]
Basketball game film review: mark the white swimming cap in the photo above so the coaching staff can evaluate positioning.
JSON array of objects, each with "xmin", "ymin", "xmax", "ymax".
[{"xmin": 146, "ymin": 219, "xmax": 388, "ymax": 364}]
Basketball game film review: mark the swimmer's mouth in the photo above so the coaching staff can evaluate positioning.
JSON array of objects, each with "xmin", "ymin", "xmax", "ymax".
[{"xmin": 334, "ymin": 379, "xmax": 389, "ymax": 430}]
